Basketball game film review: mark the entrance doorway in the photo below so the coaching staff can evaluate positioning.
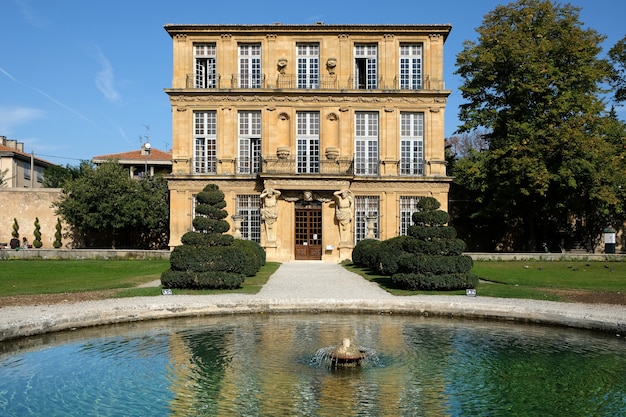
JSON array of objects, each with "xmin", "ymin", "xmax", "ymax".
[{"xmin": 294, "ymin": 201, "xmax": 322, "ymax": 260}]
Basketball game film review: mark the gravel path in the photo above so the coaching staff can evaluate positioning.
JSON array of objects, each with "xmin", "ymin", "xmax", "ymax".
[{"xmin": 1, "ymin": 261, "xmax": 626, "ymax": 341}]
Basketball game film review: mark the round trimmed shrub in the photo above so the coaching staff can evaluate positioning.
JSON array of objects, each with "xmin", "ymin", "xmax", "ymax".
[{"xmin": 351, "ymin": 239, "xmax": 381, "ymax": 268}]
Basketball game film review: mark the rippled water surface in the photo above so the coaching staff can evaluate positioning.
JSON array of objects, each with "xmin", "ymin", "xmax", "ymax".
[{"xmin": 1, "ymin": 314, "xmax": 625, "ymax": 416}]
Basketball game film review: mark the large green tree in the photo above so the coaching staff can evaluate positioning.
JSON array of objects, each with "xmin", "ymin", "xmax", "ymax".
[
  {"xmin": 53, "ymin": 161, "xmax": 169, "ymax": 249},
  {"xmin": 453, "ymin": 0, "xmax": 625, "ymax": 251},
  {"xmin": 608, "ymin": 35, "xmax": 626, "ymax": 103}
]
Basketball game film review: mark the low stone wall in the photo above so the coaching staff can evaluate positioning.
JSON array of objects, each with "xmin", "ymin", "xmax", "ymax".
[
  {"xmin": 467, "ymin": 252, "xmax": 625, "ymax": 261},
  {"xmin": 0, "ymin": 249, "xmax": 170, "ymax": 260}
]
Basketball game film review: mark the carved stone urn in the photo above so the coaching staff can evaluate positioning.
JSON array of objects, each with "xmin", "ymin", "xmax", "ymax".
[
  {"xmin": 277, "ymin": 147, "xmax": 290, "ymax": 159},
  {"xmin": 325, "ymin": 147, "xmax": 340, "ymax": 160}
]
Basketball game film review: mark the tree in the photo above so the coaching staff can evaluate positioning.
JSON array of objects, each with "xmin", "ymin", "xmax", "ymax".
[
  {"xmin": 161, "ymin": 184, "xmax": 264, "ymax": 289},
  {"xmin": 454, "ymin": 0, "xmax": 624, "ymax": 251},
  {"xmin": 42, "ymin": 162, "xmax": 89, "ymax": 188},
  {"xmin": 53, "ymin": 218, "xmax": 63, "ymax": 249},
  {"xmin": 53, "ymin": 161, "xmax": 169, "ymax": 249},
  {"xmin": 33, "ymin": 217, "xmax": 43, "ymax": 248},
  {"xmin": 608, "ymin": 35, "xmax": 626, "ymax": 103},
  {"xmin": 11, "ymin": 218, "xmax": 19, "ymax": 238}
]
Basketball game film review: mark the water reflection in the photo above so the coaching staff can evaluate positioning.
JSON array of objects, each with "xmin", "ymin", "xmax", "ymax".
[{"xmin": 1, "ymin": 314, "xmax": 625, "ymax": 416}]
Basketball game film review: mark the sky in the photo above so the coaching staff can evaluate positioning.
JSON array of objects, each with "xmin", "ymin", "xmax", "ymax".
[{"xmin": 1, "ymin": 0, "xmax": 625, "ymax": 166}]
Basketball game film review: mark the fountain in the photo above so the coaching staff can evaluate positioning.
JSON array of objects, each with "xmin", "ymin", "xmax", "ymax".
[
  {"xmin": 1, "ymin": 314, "xmax": 626, "ymax": 416},
  {"xmin": 312, "ymin": 337, "xmax": 378, "ymax": 369}
]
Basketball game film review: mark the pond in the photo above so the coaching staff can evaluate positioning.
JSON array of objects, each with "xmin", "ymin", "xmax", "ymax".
[{"xmin": 1, "ymin": 314, "xmax": 625, "ymax": 416}]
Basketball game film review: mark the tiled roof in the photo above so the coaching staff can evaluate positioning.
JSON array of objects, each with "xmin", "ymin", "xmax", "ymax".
[
  {"xmin": 92, "ymin": 148, "xmax": 172, "ymax": 162},
  {"xmin": 0, "ymin": 143, "xmax": 56, "ymax": 166}
]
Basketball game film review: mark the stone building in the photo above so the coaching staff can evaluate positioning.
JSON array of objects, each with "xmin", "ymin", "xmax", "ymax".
[
  {"xmin": 92, "ymin": 143, "xmax": 172, "ymax": 179},
  {"xmin": 0, "ymin": 136, "xmax": 56, "ymax": 189},
  {"xmin": 164, "ymin": 23, "xmax": 452, "ymax": 262}
]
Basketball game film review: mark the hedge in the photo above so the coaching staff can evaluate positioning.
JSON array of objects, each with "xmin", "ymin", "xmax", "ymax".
[
  {"xmin": 391, "ymin": 272, "xmax": 479, "ymax": 291},
  {"xmin": 161, "ymin": 269, "xmax": 245, "ymax": 289}
]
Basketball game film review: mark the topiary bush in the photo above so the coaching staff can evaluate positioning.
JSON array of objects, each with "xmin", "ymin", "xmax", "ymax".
[
  {"xmin": 33, "ymin": 217, "xmax": 43, "ymax": 248},
  {"xmin": 388, "ymin": 197, "xmax": 478, "ymax": 291},
  {"xmin": 53, "ymin": 218, "xmax": 63, "ymax": 249},
  {"xmin": 161, "ymin": 184, "xmax": 265, "ymax": 289},
  {"xmin": 351, "ymin": 239, "xmax": 381, "ymax": 269}
]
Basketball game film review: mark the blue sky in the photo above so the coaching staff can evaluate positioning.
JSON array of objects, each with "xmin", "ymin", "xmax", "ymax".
[{"xmin": 1, "ymin": 0, "xmax": 624, "ymax": 166}]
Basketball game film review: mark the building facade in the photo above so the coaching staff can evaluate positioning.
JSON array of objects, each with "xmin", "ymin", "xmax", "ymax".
[
  {"xmin": 0, "ymin": 136, "xmax": 56, "ymax": 188},
  {"xmin": 92, "ymin": 143, "xmax": 172, "ymax": 179},
  {"xmin": 164, "ymin": 23, "xmax": 452, "ymax": 262}
]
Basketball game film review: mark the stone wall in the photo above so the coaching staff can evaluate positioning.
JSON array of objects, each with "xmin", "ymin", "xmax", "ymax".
[{"xmin": 0, "ymin": 189, "xmax": 68, "ymax": 249}]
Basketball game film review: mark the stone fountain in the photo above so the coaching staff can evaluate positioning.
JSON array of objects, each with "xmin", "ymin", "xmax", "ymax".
[{"xmin": 313, "ymin": 338, "xmax": 378, "ymax": 369}]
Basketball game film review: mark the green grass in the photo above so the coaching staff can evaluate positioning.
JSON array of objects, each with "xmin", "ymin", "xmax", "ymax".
[
  {"xmin": 1, "ymin": 258, "xmax": 624, "ymax": 303},
  {"xmin": 0, "ymin": 259, "xmax": 280, "ymax": 298},
  {"xmin": 0, "ymin": 259, "xmax": 170, "ymax": 296},
  {"xmin": 342, "ymin": 259, "xmax": 626, "ymax": 301}
]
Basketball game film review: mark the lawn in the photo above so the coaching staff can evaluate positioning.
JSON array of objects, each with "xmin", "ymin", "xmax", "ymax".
[
  {"xmin": 0, "ymin": 259, "xmax": 280, "ymax": 298},
  {"xmin": 343, "ymin": 259, "xmax": 626, "ymax": 301},
  {"xmin": 0, "ymin": 258, "xmax": 623, "ymax": 303}
]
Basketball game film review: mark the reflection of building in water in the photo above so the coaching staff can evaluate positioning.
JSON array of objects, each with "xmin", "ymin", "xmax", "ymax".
[
  {"xmin": 166, "ymin": 317, "xmax": 451, "ymax": 415},
  {"xmin": 164, "ymin": 23, "xmax": 452, "ymax": 262}
]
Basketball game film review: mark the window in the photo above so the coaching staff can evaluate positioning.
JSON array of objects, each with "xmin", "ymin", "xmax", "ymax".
[
  {"xmin": 354, "ymin": 112, "xmax": 379, "ymax": 176},
  {"xmin": 399, "ymin": 43, "xmax": 422, "ymax": 90},
  {"xmin": 194, "ymin": 111, "xmax": 217, "ymax": 174},
  {"xmin": 238, "ymin": 111, "xmax": 262, "ymax": 174},
  {"xmin": 354, "ymin": 44, "xmax": 377, "ymax": 89},
  {"xmin": 23, "ymin": 162, "xmax": 31, "ymax": 180},
  {"xmin": 237, "ymin": 194, "xmax": 261, "ymax": 242},
  {"xmin": 297, "ymin": 43, "xmax": 319, "ymax": 89},
  {"xmin": 399, "ymin": 196, "xmax": 423, "ymax": 236},
  {"xmin": 400, "ymin": 112, "xmax": 424, "ymax": 175},
  {"xmin": 194, "ymin": 43, "xmax": 216, "ymax": 88},
  {"xmin": 354, "ymin": 196, "xmax": 380, "ymax": 242},
  {"xmin": 239, "ymin": 44, "xmax": 262, "ymax": 88},
  {"xmin": 296, "ymin": 112, "xmax": 320, "ymax": 173}
]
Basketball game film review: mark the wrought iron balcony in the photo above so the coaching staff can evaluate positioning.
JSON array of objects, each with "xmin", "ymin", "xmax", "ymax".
[{"xmin": 183, "ymin": 73, "xmax": 445, "ymax": 91}]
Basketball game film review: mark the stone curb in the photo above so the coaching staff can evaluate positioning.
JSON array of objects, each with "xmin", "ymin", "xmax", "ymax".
[{"xmin": 2, "ymin": 296, "xmax": 625, "ymax": 342}]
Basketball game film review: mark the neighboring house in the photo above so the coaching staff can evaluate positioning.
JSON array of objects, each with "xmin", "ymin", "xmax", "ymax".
[
  {"xmin": 0, "ymin": 136, "xmax": 56, "ymax": 188},
  {"xmin": 92, "ymin": 143, "xmax": 172, "ymax": 179},
  {"xmin": 164, "ymin": 23, "xmax": 452, "ymax": 262}
]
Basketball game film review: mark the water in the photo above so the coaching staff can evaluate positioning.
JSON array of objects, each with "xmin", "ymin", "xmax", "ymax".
[{"xmin": 1, "ymin": 314, "xmax": 625, "ymax": 416}]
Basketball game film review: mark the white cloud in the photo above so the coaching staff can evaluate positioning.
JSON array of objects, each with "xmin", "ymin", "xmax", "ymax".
[
  {"xmin": 94, "ymin": 51, "xmax": 121, "ymax": 103},
  {"xmin": 0, "ymin": 106, "xmax": 44, "ymax": 133}
]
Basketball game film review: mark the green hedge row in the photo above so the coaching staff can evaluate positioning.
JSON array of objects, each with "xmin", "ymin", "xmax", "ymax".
[
  {"xmin": 391, "ymin": 272, "xmax": 478, "ymax": 290},
  {"xmin": 161, "ymin": 269, "xmax": 245, "ymax": 289}
]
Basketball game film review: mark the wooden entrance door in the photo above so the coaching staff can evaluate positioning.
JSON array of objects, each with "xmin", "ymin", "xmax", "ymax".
[{"xmin": 295, "ymin": 203, "xmax": 322, "ymax": 260}]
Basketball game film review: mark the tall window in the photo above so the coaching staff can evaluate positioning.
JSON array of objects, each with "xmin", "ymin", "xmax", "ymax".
[
  {"xmin": 297, "ymin": 43, "xmax": 319, "ymax": 89},
  {"xmin": 354, "ymin": 112, "xmax": 379, "ymax": 176},
  {"xmin": 399, "ymin": 43, "xmax": 422, "ymax": 90},
  {"xmin": 400, "ymin": 112, "xmax": 424, "ymax": 175},
  {"xmin": 354, "ymin": 44, "xmax": 377, "ymax": 89},
  {"xmin": 237, "ymin": 194, "xmax": 261, "ymax": 242},
  {"xmin": 194, "ymin": 43, "xmax": 216, "ymax": 88},
  {"xmin": 296, "ymin": 112, "xmax": 320, "ymax": 173},
  {"xmin": 194, "ymin": 111, "xmax": 217, "ymax": 174},
  {"xmin": 239, "ymin": 44, "xmax": 262, "ymax": 88},
  {"xmin": 354, "ymin": 196, "xmax": 380, "ymax": 242},
  {"xmin": 399, "ymin": 196, "xmax": 423, "ymax": 236},
  {"xmin": 238, "ymin": 111, "xmax": 262, "ymax": 174}
]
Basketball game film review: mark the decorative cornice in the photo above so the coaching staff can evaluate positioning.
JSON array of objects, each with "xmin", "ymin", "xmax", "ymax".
[{"xmin": 169, "ymin": 94, "xmax": 445, "ymax": 105}]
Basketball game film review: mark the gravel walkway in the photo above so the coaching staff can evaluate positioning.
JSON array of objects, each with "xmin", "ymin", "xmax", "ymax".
[{"xmin": 1, "ymin": 261, "xmax": 626, "ymax": 341}]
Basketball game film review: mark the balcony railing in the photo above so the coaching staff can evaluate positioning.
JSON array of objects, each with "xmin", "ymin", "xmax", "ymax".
[
  {"xmin": 184, "ymin": 74, "xmax": 445, "ymax": 91},
  {"xmin": 262, "ymin": 157, "xmax": 354, "ymax": 175}
]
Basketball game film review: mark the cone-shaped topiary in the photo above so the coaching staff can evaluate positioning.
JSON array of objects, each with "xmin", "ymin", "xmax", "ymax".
[
  {"xmin": 33, "ymin": 217, "xmax": 43, "ymax": 248},
  {"xmin": 12, "ymin": 218, "xmax": 19, "ymax": 238},
  {"xmin": 391, "ymin": 197, "xmax": 478, "ymax": 290},
  {"xmin": 161, "ymin": 184, "xmax": 264, "ymax": 289},
  {"xmin": 53, "ymin": 218, "xmax": 63, "ymax": 248}
]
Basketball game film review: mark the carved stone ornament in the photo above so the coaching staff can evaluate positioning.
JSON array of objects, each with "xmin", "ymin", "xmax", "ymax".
[
  {"xmin": 325, "ymin": 147, "xmax": 340, "ymax": 160},
  {"xmin": 277, "ymin": 57, "xmax": 288, "ymax": 74},
  {"xmin": 277, "ymin": 147, "xmax": 290, "ymax": 159},
  {"xmin": 326, "ymin": 57, "xmax": 337, "ymax": 74}
]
